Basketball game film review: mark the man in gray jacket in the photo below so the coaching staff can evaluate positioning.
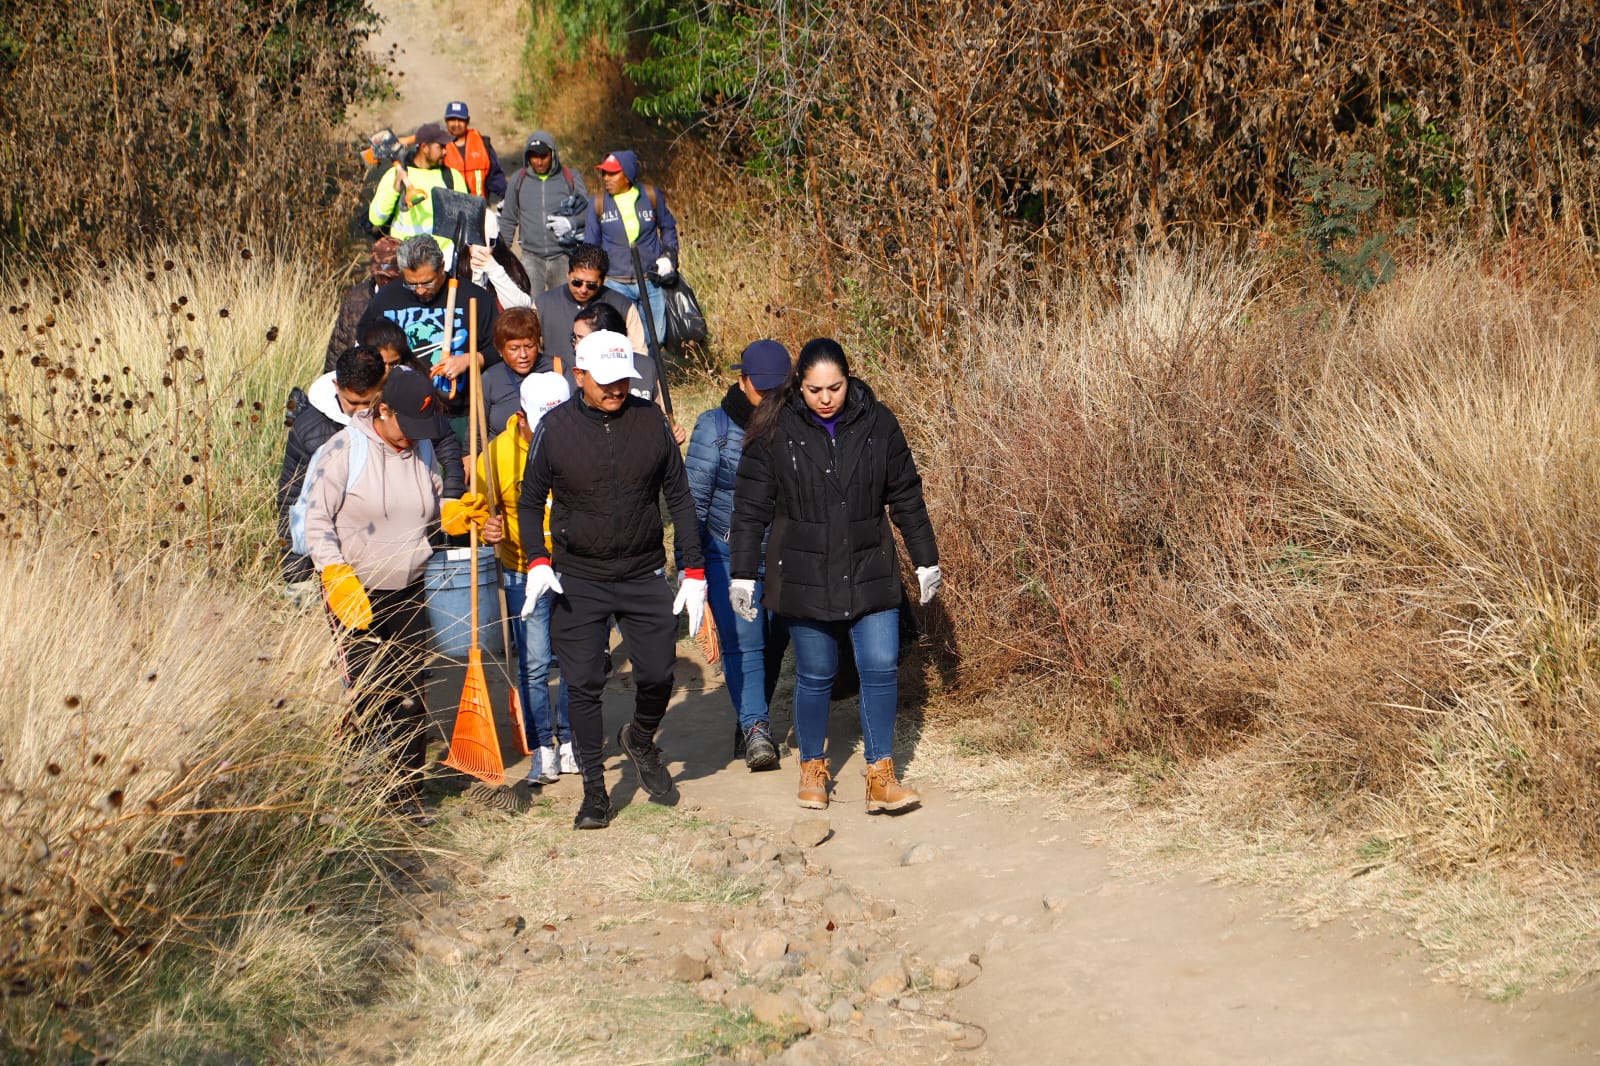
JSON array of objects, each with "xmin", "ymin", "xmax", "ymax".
[{"xmin": 498, "ymin": 130, "xmax": 590, "ymax": 293}]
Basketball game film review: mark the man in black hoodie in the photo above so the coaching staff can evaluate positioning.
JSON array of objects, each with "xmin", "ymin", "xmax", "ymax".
[
  {"xmin": 499, "ymin": 130, "xmax": 590, "ymax": 293},
  {"xmin": 517, "ymin": 330, "xmax": 706, "ymax": 830}
]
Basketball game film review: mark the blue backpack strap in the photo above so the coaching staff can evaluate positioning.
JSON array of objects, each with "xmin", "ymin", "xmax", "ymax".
[
  {"xmin": 714, "ymin": 407, "xmax": 732, "ymax": 450},
  {"xmin": 342, "ymin": 426, "xmax": 369, "ymax": 492}
]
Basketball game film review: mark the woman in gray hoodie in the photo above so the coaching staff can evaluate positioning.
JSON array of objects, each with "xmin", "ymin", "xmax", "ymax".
[{"xmin": 303, "ymin": 368, "xmax": 487, "ymax": 805}]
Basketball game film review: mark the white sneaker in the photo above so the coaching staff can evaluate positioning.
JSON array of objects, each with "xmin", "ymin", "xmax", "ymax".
[
  {"xmin": 525, "ymin": 746, "xmax": 558, "ymax": 786},
  {"xmin": 558, "ymin": 741, "xmax": 578, "ymax": 775}
]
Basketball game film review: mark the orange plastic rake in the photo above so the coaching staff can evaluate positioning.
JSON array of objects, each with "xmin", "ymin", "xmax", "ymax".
[{"xmin": 442, "ymin": 300, "xmax": 506, "ymax": 786}]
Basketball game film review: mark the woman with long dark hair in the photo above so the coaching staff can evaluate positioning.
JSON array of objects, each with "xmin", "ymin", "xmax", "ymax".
[{"xmin": 729, "ymin": 338, "xmax": 942, "ymax": 812}]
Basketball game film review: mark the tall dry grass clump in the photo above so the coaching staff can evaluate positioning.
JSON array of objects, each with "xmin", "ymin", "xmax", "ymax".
[
  {"xmin": 0, "ymin": 249, "xmax": 403, "ymax": 1058},
  {"xmin": 1294, "ymin": 260, "xmax": 1600, "ymax": 867},
  {"xmin": 0, "ymin": 547, "xmax": 403, "ymax": 1060},
  {"xmin": 889, "ymin": 250, "xmax": 1600, "ymax": 871},
  {"xmin": 0, "ymin": 246, "xmax": 327, "ymax": 572}
]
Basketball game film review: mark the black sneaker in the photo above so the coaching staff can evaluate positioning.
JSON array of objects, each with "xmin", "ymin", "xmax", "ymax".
[
  {"xmin": 743, "ymin": 722, "xmax": 780, "ymax": 771},
  {"xmin": 618, "ymin": 723, "xmax": 674, "ymax": 798},
  {"xmin": 573, "ymin": 787, "xmax": 612, "ymax": 830}
]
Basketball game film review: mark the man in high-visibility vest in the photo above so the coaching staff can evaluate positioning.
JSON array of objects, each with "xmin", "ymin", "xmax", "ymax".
[
  {"xmin": 368, "ymin": 123, "xmax": 460, "ymax": 262},
  {"xmin": 442, "ymin": 100, "xmax": 506, "ymax": 202}
]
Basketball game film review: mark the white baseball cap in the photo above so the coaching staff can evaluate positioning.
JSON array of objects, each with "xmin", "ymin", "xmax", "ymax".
[
  {"xmin": 574, "ymin": 330, "xmax": 641, "ymax": 385},
  {"xmin": 519, "ymin": 371, "xmax": 571, "ymax": 427}
]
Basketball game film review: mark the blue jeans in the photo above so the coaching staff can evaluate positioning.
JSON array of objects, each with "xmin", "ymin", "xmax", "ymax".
[
  {"xmin": 502, "ymin": 569, "xmax": 569, "ymax": 748},
  {"xmin": 704, "ymin": 537, "xmax": 778, "ymax": 731},
  {"xmin": 787, "ymin": 608, "xmax": 900, "ymax": 764},
  {"xmin": 605, "ymin": 277, "xmax": 668, "ymax": 345}
]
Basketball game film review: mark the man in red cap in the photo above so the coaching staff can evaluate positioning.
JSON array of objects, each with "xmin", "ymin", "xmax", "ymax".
[{"xmin": 584, "ymin": 150, "xmax": 679, "ymax": 347}]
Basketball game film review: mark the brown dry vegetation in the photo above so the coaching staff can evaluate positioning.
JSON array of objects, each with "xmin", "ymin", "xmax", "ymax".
[
  {"xmin": 690, "ymin": 0, "xmax": 1600, "ymax": 338},
  {"xmin": 875, "ymin": 249, "xmax": 1600, "ymax": 877},
  {"xmin": 0, "ymin": 0, "xmax": 380, "ymax": 261},
  {"xmin": 0, "ymin": 249, "xmax": 406, "ymax": 1058},
  {"xmin": 560, "ymin": 0, "xmax": 1600, "ymax": 884}
]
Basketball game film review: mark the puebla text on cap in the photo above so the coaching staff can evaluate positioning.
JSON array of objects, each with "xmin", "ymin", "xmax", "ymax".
[
  {"xmin": 731, "ymin": 339, "xmax": 792, "ymax": 391},
  {"xmin": 520, "ymin": 371, "xmax": 571, "ymax": 425},
  {"xmin": 574, "ymin": 330, "xmax": 641, "ymax": 385}
]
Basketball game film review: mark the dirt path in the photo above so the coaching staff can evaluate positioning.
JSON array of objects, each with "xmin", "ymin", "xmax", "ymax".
[
  {"xmin": 351, "ymin": 0, "xmax": 523, "ymax": 160},
  {"xmin": 353, "ymin": 1, "xmax": 1600, "ymax": 1061}
]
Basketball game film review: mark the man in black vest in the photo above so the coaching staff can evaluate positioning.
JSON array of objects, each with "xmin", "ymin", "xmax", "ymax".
[{"xmin": 517, "ymin": 330, "xmax": 706, "ymax": 829}]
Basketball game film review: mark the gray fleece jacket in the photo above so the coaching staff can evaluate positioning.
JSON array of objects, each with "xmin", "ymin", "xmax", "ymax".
[
  {"xmin": 304, "ymin": 410, "xmax": 442, "ymax": 590},
  {"xmin": 498, "ymin": 130, "xmax": 590, "ymax": 261}
]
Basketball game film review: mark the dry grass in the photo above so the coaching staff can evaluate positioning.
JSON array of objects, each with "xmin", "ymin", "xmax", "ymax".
[
  {"xmin": 0, "ymin": 246, "xmax": 330, "ymax": 571},
  {"xmin": 0, "ymin": 545, "xmax": 408, "ymax": 1060},
  {"xmin": 0, "ymin": 245, "xmax": 405, "ymax": 1060},
  {"xmin": 882, "ymin": 247, "xmax": 1600, "ymax": 993}
]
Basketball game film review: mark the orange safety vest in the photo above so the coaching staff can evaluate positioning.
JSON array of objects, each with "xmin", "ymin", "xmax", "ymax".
[{"xmin": 444, "ymin": 130, "xmax": 491, "ymax": 197}]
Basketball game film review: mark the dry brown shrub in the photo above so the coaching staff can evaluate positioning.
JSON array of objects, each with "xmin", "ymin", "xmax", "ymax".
[
  {"xmin": 885, "ymin": 248, "xmax": 1600, "ymax": 868},
  {"xmin": 693, "ymin": 0, "xmax": 1600, "ymax": 337},
  {"xmin": 0, "ymin": 0, "xmax": 380, "ymax": 261}
]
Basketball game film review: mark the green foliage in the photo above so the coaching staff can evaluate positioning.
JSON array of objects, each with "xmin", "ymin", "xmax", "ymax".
[
  {"xmin": 1382, "ymin": 101, "xmax": 1468, "ymax": 216},
  {"xmin": 532, "ymin": 0, "xmax": 674, "ymax": 62},
  {"xmin": 626, "ymin": 4, "xmax": 759, "ymax": 119},
  {"xmin": 1294, "ymin": 152, "xmax": 1411, "ymax": 294}
]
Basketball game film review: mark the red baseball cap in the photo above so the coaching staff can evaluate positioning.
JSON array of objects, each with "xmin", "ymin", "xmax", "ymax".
[{"xmin": 597, "ymin": 153, "xmax": 625, "ymax": 174}]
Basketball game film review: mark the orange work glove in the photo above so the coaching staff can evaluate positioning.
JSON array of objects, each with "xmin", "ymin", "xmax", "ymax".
[
  {"xmin": 321, "ymin": 563, "xmax": 373, "ymax": 631},
  {"xmin": 440, "ymin": 492, "xmax": 490, "ymax": 535}
]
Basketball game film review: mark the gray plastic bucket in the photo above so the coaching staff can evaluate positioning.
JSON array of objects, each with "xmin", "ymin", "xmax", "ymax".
[{"xmin": 423, "ymin": 546, "xmax": 504, "ymax": 660}]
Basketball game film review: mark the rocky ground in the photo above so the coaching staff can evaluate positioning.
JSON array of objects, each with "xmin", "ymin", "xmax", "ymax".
[{"xmin": 315, "ymin": 783, "xmax": 994, "ymax": 1065}]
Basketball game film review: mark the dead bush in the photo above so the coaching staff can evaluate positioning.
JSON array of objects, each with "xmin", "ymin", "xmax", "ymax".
[{"xmin": 0, "ymin": 0, "xmax": 380, "ymax": 261}]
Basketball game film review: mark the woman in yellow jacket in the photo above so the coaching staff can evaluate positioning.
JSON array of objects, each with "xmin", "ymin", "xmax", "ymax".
[{"xmin": 481, "ymin": 371, "xmax": 573, "ymax": 785}]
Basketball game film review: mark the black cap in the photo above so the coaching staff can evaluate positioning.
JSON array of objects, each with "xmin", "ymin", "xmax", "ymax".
[
  {"xmin": 382, "ymin": 367, "xmax": 449, "ymax": 440},
  {"xmin": 413, "ymin": 122, "xmax": 450, "ymax": 147}
]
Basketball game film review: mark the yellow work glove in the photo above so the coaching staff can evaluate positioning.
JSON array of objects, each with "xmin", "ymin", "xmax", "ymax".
[
  {"xmin": 321, "ymin": 564, "xmax": 373, "ymax": 631},
  {"xmin": 440, "ymin": 492, "xmax": 490, "ymax": 536}
]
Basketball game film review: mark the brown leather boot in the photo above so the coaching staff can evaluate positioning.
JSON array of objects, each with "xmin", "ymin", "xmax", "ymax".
[
  {"xmin": 864, "ymin": 757, "xmax": 920, "ymax": 812},
  {"xmin": 797, "ymin": 759, "xmax": 832, "ymax": 809}
]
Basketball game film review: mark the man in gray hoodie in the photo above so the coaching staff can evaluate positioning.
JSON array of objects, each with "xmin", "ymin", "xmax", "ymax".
[{"xmin": 499, "ymin": 130, "xmax": 590, "ymax": 293}]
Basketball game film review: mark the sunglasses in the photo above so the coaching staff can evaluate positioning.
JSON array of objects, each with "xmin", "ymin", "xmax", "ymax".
[{"xmin": 569, "ymin": 277, "xmax": 602, "ymax": 291}]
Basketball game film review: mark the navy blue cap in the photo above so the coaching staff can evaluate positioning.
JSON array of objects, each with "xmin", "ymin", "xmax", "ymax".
[
  {"xmin": 731, "ymin": 340, "xmax": 791, "ymax": 391},
  {"xmin": 444, "ymin": 100, "xmax": 470, "ymax": 120}
]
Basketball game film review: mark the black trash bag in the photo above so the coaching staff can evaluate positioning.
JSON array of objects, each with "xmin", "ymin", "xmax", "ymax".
[{"xmin": 663, "ymin": 275, "xmax": 709, "ymax": 353}]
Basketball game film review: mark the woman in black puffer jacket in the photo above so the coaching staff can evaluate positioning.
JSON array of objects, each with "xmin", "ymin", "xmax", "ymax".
[{"xmin": 729, "ymin": 338, "xmax": 942, "ymax": 814}]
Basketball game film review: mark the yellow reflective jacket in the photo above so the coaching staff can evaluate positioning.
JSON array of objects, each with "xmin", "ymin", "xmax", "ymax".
[{"xmin": 368, "ymin": 163, "xmax": 457, "ymax": 258}]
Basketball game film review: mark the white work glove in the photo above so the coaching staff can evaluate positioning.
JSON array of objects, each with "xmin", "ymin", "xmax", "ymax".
[
  {"xmin": 915, "ymin": 565, "xmax": 943, "ymax": 605},
  {"xmin": 519, "ymin": 562, "xmax": 564, "ymax": 618},
  {"xmin": 730, "ymin": 578, "xmax": 758, "ymax": 622},
  {"xmin": 654, "ymin": 254, "xmax": 676, "ymax": 282},
  {"xmin": 673, "ymin": 568, "xmax": 707, "ymax": 636},
  {"xmin": 545, "ymin": 214, "xmax": 574, "ymax": 239}
]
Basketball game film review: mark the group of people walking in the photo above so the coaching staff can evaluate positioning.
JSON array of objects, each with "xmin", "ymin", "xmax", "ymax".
[{"xmin": 280, "ymin": 99, "xmax": 942, "ymax": 829}]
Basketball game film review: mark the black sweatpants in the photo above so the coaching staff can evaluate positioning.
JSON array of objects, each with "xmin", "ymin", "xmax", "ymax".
[
  {"xmin": 334, "ymin": 582, "xmax": 432, "ymax": 781},
  {"xmin": 550, "ymin": 571, "xmax": 678, "ymax": 787}
]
